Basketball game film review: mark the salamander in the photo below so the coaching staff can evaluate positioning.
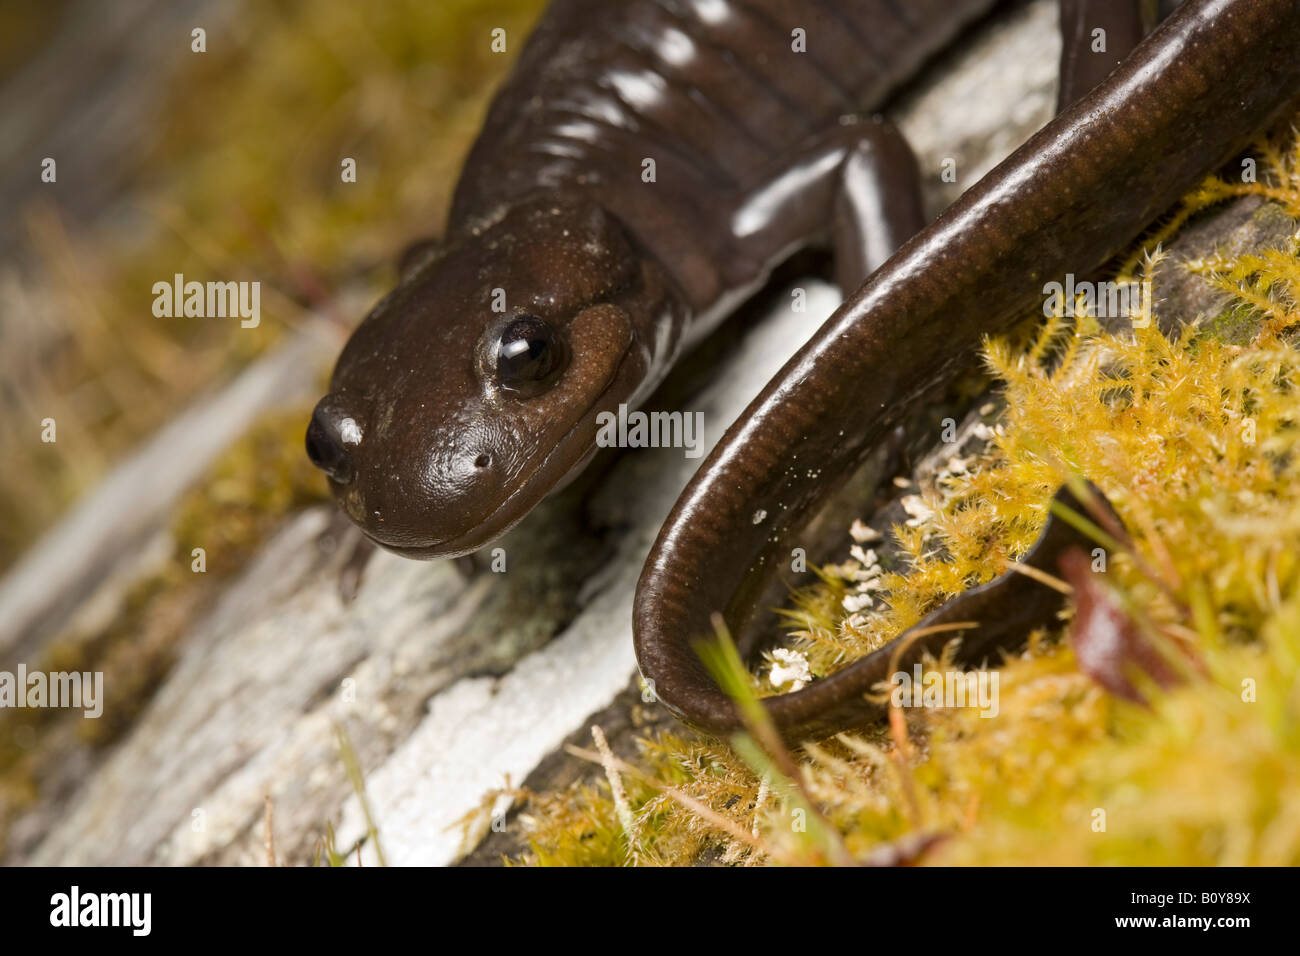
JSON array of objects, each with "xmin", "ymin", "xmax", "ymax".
[
  {"xmin": 306, "ymin": 0, "xmax": 1000, "ymax": 556},
  {"xmin": 305, "ymin": 0, "xmax": 1300, "ymax": 742}
]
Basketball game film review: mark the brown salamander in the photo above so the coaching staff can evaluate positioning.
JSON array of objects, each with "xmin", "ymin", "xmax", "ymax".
[
  {"xmin": 305, "ymin": 0, "xmax": 1300, "ymax": 741},
  {"xmin": 307, "ymin": 0, "xmax": 1000, "ymax": 555}
]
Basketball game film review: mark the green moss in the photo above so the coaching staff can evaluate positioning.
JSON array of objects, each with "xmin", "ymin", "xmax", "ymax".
[
  {"xmin": 171, "ymin": 408, "xmax": 330, "ymax": 577},
  {"xmin": 1206, "ymin": 303, "xmax": 1267, "ymax": 344}
]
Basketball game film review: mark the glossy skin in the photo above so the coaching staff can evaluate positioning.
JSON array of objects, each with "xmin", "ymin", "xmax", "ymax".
[
  {"xmin": 1056, "ymin": 0, "xmax": 1150, "ymax": 111},
  {"xmin": 634, "ymin": 0, "xmax": 1300, "ymax": 741},
  {"xmin": 311, "ymin": 196, "xmax": 675, "ymax": 557},
  {"xmin": 307, "ymin": 0, "xmax": 997, "ymax": 557}
]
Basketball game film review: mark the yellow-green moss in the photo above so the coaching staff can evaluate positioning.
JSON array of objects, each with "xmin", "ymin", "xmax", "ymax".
[{"xmin": 503, "ymin": 118, "xmax": 1300, "ymax": 867}]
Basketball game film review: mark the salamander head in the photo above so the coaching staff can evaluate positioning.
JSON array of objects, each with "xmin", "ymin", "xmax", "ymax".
[{"xmin": 307, "ymin": 196, "xmax": 677, "ymax": 558}]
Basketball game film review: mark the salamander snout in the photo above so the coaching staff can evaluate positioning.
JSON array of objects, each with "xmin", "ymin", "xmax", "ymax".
[
  {"xmin": 306, "ymin": 399, "xmax": 360, "ymax": 484},
  {"xmin": 304, "ymin": 387, "xmax": 518, "ymax": 557}
]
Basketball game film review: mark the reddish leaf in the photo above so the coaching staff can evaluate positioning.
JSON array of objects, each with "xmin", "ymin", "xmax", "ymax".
[{"xmin": 1059, "ymin": 547, "xmax": 1182, "ymax": 703}]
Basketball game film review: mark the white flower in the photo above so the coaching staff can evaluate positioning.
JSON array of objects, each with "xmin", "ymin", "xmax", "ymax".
[
  {"xmin": 842, "ymin": 591, "xmax": 875, "ymax": 613},
  {"xmin": 900, "ymin": 494, "xmax": 936, "ymax": 527},
  {"xmin": 849, "ymin": 545, "xmax": 879, "ymax": 567},
  {"xmin": 849, "ymin": 519, "xmax": 881, "ymax": 543},
  {"xmin": 769, "ymin": 648, "xmax": 812, "ymax": 691}
]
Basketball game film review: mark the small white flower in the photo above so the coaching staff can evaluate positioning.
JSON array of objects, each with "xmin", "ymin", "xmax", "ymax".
[
  {"xmin": 853, "ymin": 566, "xmax": 882, "ymax": 585},
  {"xmin": 842, "ymin": 591, "xmax": 874, "ymax": 613},
  {"xmin": 849, "ymin": 545, "xmax": 879, "ymax": 567},
  {"xmin": 849, "ymin": 519, "xmax": 881, "ymax": 544},
  {"xmin": 769, "ymin": 648, "xmax": 812, "ymax": 691},
  {"xmin": 900, "ymin": 494, "xmax": 936, "ymax": 527}
]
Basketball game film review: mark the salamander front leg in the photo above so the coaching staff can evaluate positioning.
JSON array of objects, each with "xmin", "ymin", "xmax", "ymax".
[
  {"xmin": 314, "ymin": 511, "xmax": 377, "ymax": 605},
  {"xmin": 337, "ymin": 534, "xmax": 377, "ymax": 603},
  {"xmin": 725, "ymin": 116, "xmax": 926, "ymax": 297},
  {"xmin": 829, "ymin": 118, "xmax": 926, "ymax": 293}
]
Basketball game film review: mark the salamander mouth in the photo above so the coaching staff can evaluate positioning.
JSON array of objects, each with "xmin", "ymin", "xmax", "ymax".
[
  {"xmin": 371, "ymin": 431, "xmax": 598, "ymax": 558},
  {"xmin": 364, "ymin": 349, "xmax": 632, "ymax": 559}
]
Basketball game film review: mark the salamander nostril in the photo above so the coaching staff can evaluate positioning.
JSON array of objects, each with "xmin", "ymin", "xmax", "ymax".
[
  {"xmin": 306, "ymin": 414, "xmax": 355, "ymax": 484},
  {"xmin": 474, "ymin": 453, "xmax": 491, "ymax": 469}
]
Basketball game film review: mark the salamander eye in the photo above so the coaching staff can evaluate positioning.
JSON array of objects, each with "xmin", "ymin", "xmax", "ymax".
[{"xmin": 495, "ymin": 315, "xmax": 566, "ymax": 394}]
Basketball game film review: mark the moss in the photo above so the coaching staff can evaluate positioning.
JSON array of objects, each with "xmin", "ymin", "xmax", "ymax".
[
  {"xmin": 1206, "ymin": 303, "xmax": 1267, "ymax": 345},
  {"xmin": 171, "ymin": 408, "xmax": 330, "ymax": 577},
  {"xmin": 501, "ymin": 112, "xmax": 1300, "ymax": 867}
]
